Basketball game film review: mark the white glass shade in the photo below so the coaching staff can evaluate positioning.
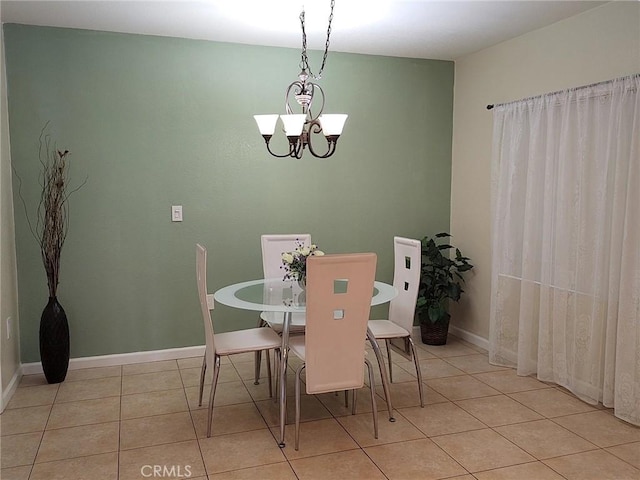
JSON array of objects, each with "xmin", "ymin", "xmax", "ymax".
[
  {"xmin": 280, "ymin": 114, "xmax": 307, "ymax": 136},
  {"xmin": 319, "ymin": 114, "xmax": 348, "ymax": 136},
  {"xmin": 254, "ymin": 115, "xmax": 279, "ymax": 135}
]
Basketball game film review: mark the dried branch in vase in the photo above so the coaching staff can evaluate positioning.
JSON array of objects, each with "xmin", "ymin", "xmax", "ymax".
[{"xmin": 14, "ymin": 122, "xmax": 87, "ymax": 298}]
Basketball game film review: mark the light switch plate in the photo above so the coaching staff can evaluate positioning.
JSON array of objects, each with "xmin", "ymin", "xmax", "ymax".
[{"xmin": 171, "ymin": 205, "xmax": 183, "ymax": 222}]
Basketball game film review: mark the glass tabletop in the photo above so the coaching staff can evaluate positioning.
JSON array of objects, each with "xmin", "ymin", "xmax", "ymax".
[{"xmin": 214, "ymin": 278, "xmax": 397, "ymax": 312}]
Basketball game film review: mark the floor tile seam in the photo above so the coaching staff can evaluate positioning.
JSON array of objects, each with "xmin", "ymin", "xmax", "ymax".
[
  {"xmin": 470, "ymin": 372, "xmax": 555, "ymax": 394},
  {"xmin": 34, "ymin": 444, "xmax": 120, "ymax": 465},
  {"xmin": 426, "ymin": 424, "xmax": 493, "ymax": 440},
  {"xmin": 391, "ymin": 406, "xmax": 487, "ymax": 439},
  {"xmin": 120, "ymin": 409, "xmax": 196, "ymax": 425},
  {"xmin": 45, "ymin": 417, "xmax": 123, "ymax": 431},
  {"xmin": 3, "ymin": 433, "xmax": 42, "ymax": 475},
  {"xmin": 207, "ymin": 458, "xmax": 288, "ymax": 477},
  {"xmin": 451, "ymin": 396, "xmax": 537, "ymax": 428},
  {"xmin": 491, "ymin": 417, "xmax": 602, "ymax": 459},
  {"xmin": 424, "ymin": 378, "xmax": 498, "ymax": 403},
  {"xmin": 122, "ymin": 384, "xmax": 189, "ymax": 396},
  {"xmin": 54, "ymin": 393, "xmax": 122, "ymax": 404},
  {"xmin": 350, "ymin": 442, "xmax": 393, "ymax": 479},
  {"xmin": 121, "ymin": 368, "xmax": 181, "ymax": 380},
  {"xmin": 364, "ymin": 434, "xmax": 472, "ymax": 479},
  {"xmin": 121, "ymin": 386, "xmax": 188, "ymax": 399},
  {"xmin": 538, "ymin": 448, "xmax": 640, "ymax": 477},
  {"xmin": 545, "ymin": 414, "xmax": 638, "ymax": 449},
  {"xmin": 329, "ymin": 399, "xmax": 382, "ymax": 452},
  {"xmin": 389, "ymin": 362, "xmax": 420, "ymax": 379},
  {"xmin": 422, "ymin": 372, "xmax": 469, "ymax": 383},
  {"xmin": 186, "ymin": 398, "xmax": 211, "ymax": 479},
  {"xmin": 603, "ymin": 446, "xmax": 640, "ymax": 472},
  {"xmin": 485, "ymin": 424, "xmax": 552, "ymax": 463},
  {"xmin": 503, "ymin": 389, "xmax": 563, "ymax": 418},
  {"xmin": 30, "ymin": 450, "xmax": 120, "ymax": 468},
  {"xmin": 5, "ymin": 464, "xmax": 35, "ymax": 479},
  {"xmin": 30, "ymin": 381, "xmax": 61, "ymax": 468},
  {"xmin": 122, "ymin": 359, "xmax": 180, "ymax": 376},
  {"xmin": 120, "ymin": 406, "xmax": 191, "ymax": 422},
  {"xmin": 283, "ymin": 444, "xmax": 363, "ymax": 463},
  {"xmin": 470, "ymin": 459, "xmax": 563, "ymax": 477},
  {"xmin": 59, "ymin": 375, "xmax": 124, "ymax": 384},
  {"xmin": 117, "ymin": 372, "xmax": 123, "ymax": 480}
]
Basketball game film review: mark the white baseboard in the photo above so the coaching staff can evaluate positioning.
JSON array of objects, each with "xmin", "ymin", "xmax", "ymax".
[
  {"xmin": 411, "ymin": 324, "xmax": 489, "ymax": 351},
  {"xmin": 448, "ymin": 324, "xmax": 489, "ymax": 351},
  {"xmin": 21, "ymin": 345, "xmax": 206, "ymax": 376},
  {"xmin": 1, "ymin": 367, "xmax": 22, "ymax": 413}
]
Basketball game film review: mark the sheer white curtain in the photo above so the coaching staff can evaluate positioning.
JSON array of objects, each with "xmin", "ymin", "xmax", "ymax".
[{"xmin": 489, "ymin": 74, "xmax": 640, "ymax": 426}]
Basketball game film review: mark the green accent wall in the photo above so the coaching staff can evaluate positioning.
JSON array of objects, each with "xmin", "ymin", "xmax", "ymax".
[{"xmin": 4, "ymin": 24, "xmax": 454, "ymax": 363}]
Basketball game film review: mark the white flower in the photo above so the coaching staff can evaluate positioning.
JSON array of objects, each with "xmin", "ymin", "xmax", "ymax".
[
  {"xmin": 300, "ymin": 247, "xmax": 311, "ymax": 256},
  {"xmin": 312, "ymin": 250, "xmax": 325, "ymax": 256},
  {"xmin": 282, "ymin": 252, "xmax": 294, "ymax": 264}
]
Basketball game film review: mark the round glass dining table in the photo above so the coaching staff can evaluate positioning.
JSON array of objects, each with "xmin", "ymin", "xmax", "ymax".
[
  {"xmin": 214, "ymin": 278, "xmax": 398, "ymax": 447},
  {"xmin": 214, "ymin": 278, "xmax": 397, "ymax": 312}
]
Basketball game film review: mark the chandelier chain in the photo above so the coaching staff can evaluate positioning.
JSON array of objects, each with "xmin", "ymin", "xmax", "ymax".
[{"xmin": 300, "ymin": 0, "xmax": 335, "ymax": 80}]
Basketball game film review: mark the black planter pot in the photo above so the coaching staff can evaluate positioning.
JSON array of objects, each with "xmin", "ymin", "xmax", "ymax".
[
  {"xmin": 420, "ymin": 316, "xmax": 450, "ymax": 346},
  {"xmin": 40, "ymin": 297, "xmax": 70, "ymax": 384}
]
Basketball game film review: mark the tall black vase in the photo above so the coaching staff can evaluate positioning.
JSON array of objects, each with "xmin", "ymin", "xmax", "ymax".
[{"xmin": 40, "ymin": 296, "xmax": 70, "ymax": 384}]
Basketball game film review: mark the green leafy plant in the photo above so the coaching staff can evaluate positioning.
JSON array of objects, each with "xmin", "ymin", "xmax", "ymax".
[{"xmin": 416, "ymin": 233, "xmax": 473, "ymax": 325}]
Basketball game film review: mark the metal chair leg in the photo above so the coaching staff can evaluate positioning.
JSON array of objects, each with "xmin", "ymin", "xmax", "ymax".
[
  {"xmin": 254, "ymin": 351, "xmax": 262, "ymax": 385},
  {"xmin": 365, "ymin": 358, "xmax": 379, "ymax": 439},
  {"xmin": 254, "ymin": 317, "xmax": 267, "ymax": 385},
  {"xmin": 351, "ymin": 389, "xmax": 357, "ymax": 415},
  {"xmin": 294, "ymin": 364, "xmax": 306, "ymax": 451},
  {"xmin": 266, "ymin": 349, "xmax": 273, "ymax": 397},
  {"xmin": 367, "ymin": 330, "xmax": 395, "ymax": 421},
  {"xmin": 385, "ymin": 339, "xmax": 394, "ymax": 383},
  {"xmin": 206, "ymin": 355, "xmax": 221, "ymax": 437},
  {"xmin": 198, "ymin": 354, "xmax": 207, "ymax": 407},
  {"xmin": 408, "ymin": 337, "xmax": 425, "ymax": 407}
]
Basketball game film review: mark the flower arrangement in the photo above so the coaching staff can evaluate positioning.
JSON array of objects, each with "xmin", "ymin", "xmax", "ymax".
[{"xmin": 281, "ymin": 241, "xmax": 324, "ymax": 283}]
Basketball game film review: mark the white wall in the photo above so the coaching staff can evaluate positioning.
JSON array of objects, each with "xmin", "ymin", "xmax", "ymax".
[
  {"xmin": 1, "ymin": 28, "xmax": 21, "ymax": 410},
  {"xmin": 450, "ymin": 1, "xmax": 640, "ymax": 340}
]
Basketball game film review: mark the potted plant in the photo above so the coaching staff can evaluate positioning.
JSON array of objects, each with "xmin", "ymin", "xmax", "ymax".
[{"xmin": 416, "ymin": 232, "xmax": 473, "ymax": 345}]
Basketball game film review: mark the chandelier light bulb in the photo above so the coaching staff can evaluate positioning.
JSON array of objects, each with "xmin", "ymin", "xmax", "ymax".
[
  {"xmin": 254, "ymin": 115, "xmax": 279, "ymax": 136},
  {"xmin": 318, "ymin": 114, "xmax": 348, "ymax": 136},
  {"xmin": 280, "ymin": 114, "xmax": 307, "ymax": 137}
]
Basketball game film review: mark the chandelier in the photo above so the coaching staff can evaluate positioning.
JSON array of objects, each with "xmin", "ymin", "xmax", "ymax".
[{"xmin": 254, "ymin": 0, "xmax": 347, "ymax": 159}]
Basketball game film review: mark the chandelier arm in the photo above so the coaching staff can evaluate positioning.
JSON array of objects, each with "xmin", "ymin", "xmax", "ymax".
[
  {"xmin": 262, "ymin": 137, "xmax": 298, "ymax": 159},
  {"xmin": 285, "ymin": 81, "xmax": 304, "ymax": 115},
  {"xmin": 311, "ymin": 83, "xmax": 325, "ymax": 121},
  {"xmin": 306, "ymin": 121, "xmax": 337, "ymax": 159}
]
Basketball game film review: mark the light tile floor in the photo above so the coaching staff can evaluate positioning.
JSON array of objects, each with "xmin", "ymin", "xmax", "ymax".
[{"xmin": 2, "ymin": 335, "xmax": 639, "ymax": 480}]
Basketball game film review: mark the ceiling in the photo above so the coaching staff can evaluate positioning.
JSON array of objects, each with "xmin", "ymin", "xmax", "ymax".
[{"xmin": 0, "ymin": 0, "xmax": 608, "ymax": 60}]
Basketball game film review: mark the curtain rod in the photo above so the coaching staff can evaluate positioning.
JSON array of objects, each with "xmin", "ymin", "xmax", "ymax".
[{"xmin": 486, "ymin": 73, "xmax": 639, "ymax": 110}]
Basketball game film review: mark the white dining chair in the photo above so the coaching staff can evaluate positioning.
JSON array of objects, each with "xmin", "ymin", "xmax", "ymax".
[
  {"xmin": 367, "ymin": 236, "xmax": 424, "ymax": 407},
  {"xmin": 289, "ymin": 253, "xmax": 379, "ymax": 450},
  {"xmin": 196, "ymin": 244, "xmax": 282, "ymax": 437},
  {"xmin": 254, "ymin": 233, "xmax": 311, "ymax": 387}
]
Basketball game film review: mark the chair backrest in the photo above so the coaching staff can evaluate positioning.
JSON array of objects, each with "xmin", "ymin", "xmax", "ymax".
[
  {"xmin": 388, "ymin": 236, "xmax": 421, "ymax": 333},
  {"xmin": 304, "ymin": 253, "xmax": 377, "ymax": 394},
  {"xmin": 261, "ymin": 234, "xmax": 312, "ymax": 279},
  {"xmin": 196, "ymin": 244, "xmax": 216, "ymax": 370}
]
